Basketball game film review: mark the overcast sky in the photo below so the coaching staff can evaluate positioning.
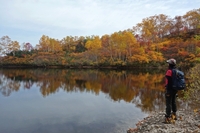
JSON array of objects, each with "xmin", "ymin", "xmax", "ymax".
[{"xmin": 0, "ymin": 0, "xmax": 200, "ymax": 46}]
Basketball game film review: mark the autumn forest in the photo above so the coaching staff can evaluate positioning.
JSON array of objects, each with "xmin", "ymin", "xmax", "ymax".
[{"xmin": 0, "ymin": 8, "xmax": 200, "ymax": 68}]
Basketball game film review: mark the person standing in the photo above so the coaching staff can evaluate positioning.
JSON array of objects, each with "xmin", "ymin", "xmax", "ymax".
[{"xmin": 165, "ymin": 58, "xmax": 178, "ymax": 123}]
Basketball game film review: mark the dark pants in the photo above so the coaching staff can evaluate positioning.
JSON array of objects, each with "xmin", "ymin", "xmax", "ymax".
[{"xmin": 165, "ymin": 90, "xmax": 178, "ymax": 118}]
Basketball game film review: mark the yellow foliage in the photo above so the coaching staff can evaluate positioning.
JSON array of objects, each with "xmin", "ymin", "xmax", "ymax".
[
  {"xmin": 85, "ymin": 36, "xmax": 102, "ymax": 50},
  {"xmin": 131, "ymin": 55, "xmax": 149, "ymax": 63}
]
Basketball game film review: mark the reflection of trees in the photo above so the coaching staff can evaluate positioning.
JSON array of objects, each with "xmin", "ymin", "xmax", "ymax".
[
  {"xmin": 98, "ymin": 71, "xmax": 166, "ymax": 112},
  {"xmin": 132, "ymin": 89, "xmax": 165, "ymax": 112},
  {"xmin": 0, "ymin": 73, "xmax": 20, "ymax": 96},
  {"xmin": 0, "ymin": 69, "xmax": 167, "ymax": 112}
]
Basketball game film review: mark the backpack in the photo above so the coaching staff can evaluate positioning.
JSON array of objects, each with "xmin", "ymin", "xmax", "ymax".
[{"xmin": 172, "ymin": 69, "xmax": 186, "ymax": 90}]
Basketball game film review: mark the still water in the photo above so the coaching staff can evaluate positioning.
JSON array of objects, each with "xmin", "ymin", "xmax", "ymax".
[{"xmin": 0, "ymin": 68, "xmax": 166, "ymax": 133}]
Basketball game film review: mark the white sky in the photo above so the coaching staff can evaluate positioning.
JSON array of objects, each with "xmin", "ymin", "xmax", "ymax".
[{"xmin": 0, "ymin": 0, "xmax": 200, "ymax": 46}]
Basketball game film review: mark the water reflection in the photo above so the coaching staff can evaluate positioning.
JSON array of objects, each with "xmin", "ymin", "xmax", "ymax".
[
  {"xmin": 0, "ymin": 69, "xmax": 193, "ymax": 133},
  {"xmin": 0, "ymin": 69, "xmax": 166, "ymax": 112}
]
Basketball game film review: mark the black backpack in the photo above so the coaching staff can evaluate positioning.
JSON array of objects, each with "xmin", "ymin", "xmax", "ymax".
[{"xmin": 172, "ymin": 69, "xmax": 186, "ymax": 90}]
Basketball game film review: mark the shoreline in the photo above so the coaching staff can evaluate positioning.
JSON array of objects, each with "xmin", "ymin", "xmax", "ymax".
[
  {"xmin": 0, "ymin": 64, "xmax": 164, "ymax": 69},
  {"xmin": 127, "ymin": 109, "xmax": 200, "ymax": 133}
]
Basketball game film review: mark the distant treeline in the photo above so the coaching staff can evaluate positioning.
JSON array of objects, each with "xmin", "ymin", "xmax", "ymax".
[{"xmin": 0, "ymin": 8, "xmax": 200, "ymax": 68}]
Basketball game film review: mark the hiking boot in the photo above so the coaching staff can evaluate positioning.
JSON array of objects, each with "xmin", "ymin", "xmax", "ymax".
[
  {"xmin": 171, "ymin": 112, "xmax": 177, "ymax": 120},
  {"xmin": 164, "ymin": 117, "xmax": 172, "ymax": 124}
]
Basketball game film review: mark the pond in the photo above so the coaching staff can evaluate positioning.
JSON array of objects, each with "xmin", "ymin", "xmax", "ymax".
[{"xmin": 0, "ymin": 68, "xmax": 168, "ymax": 133}]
